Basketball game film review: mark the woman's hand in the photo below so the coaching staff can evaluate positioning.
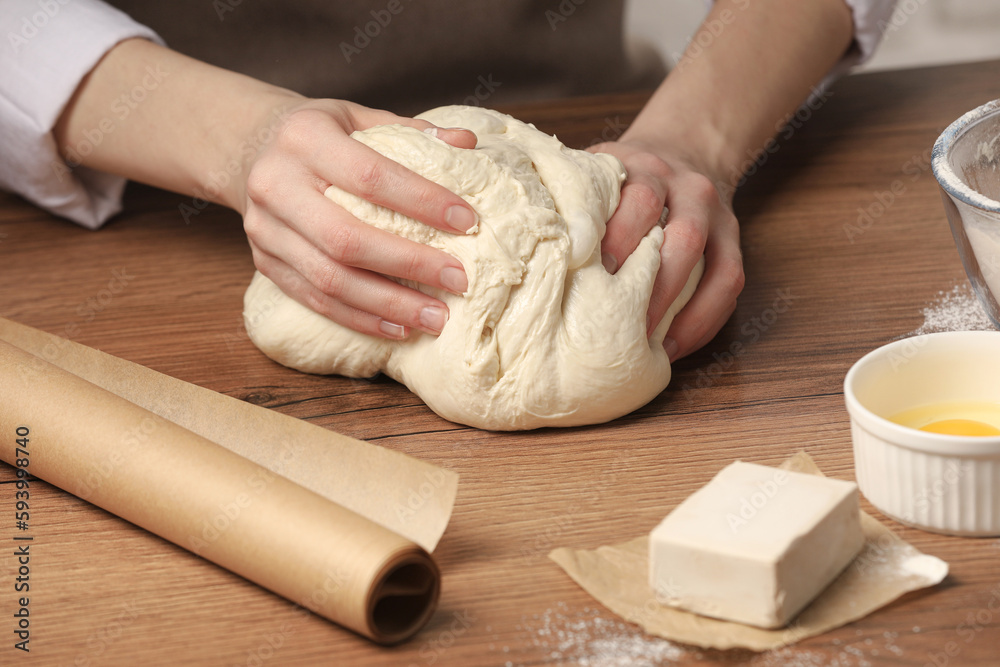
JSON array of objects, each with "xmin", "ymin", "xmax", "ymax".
[
  {"xmin": 52, "ymin": 40, "xmax": 481, "ymax": 341},
  {"xmin": 586, "ymin": 0, "xmax": 853, "ymax": 362},
  {"xmin": 589, "ymin": 139, "xmax": 744, "ymax": 362},
  {"xmin": 239, "ymin": 99, "xmax": 479, "ymax": 340}
]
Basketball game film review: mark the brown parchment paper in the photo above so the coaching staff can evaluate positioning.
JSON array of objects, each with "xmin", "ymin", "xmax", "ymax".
[
  {"xmin": 0, "ymin": 317, "xmax": 456, "ymax": 552},
  {"xmin": 549, "ymin": 452, "xmax": 949, "ymax": 651},
  {"xmin": 0, "ymin": 319, "xmax": 460, "ymax": 644}
]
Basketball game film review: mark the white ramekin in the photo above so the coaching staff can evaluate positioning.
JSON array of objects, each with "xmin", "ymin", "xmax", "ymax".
[{"xmin": 844, "ymin": 331, "xmax": 1000, "ymax": 536}]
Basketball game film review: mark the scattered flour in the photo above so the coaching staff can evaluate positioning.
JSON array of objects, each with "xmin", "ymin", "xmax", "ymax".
[
  {"xmin": 521, "ymin": 605, "xmax": 907, "ymax": 666},
  {"xmin": 909, "ymin": 283, "xmax": 994, "ymax": 336},
  {"xmin": 524, "ymin": 605, "xmax": 687, "ymax": 666},
  {"xmin": 748, "ymin": 630, "xmax": 904, "ymax": 667}
]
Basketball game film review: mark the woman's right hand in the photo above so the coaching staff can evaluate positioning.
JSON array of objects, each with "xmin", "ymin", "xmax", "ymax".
[{"xmin": 239, "ymin": 99, "xmax": 479, "ymax": 339}]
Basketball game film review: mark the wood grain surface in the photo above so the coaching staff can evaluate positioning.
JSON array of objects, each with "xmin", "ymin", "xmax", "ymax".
[{"xmin": 2, "ymin": 59, "xmax": 1000, "ymax": 666}]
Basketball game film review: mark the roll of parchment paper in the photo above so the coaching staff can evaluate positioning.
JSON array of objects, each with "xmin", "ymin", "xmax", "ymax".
[{"xmin": 0, "ymin": 321, "xmax": 458, "ymax": 645}]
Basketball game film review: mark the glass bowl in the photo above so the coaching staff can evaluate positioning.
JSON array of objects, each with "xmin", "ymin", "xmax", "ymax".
[{"xmin": 932, "ymin": 99, "xmax": 1000, "ymax": 329}]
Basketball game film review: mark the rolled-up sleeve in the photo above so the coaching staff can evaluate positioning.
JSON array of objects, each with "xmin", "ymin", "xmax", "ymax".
[
  {"xmin": 844, "ymin": 0, "xmax": 898, "ymax": 67},
  {"xmin": 823, "ymin": 0, "xmax": 898, "ymax": 82},
  {"xmin": 0, "ymin": 0, "xmax": 160, "ymax": 229}
]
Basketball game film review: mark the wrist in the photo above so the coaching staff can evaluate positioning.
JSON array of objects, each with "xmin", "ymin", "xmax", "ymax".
[
  {"xmin": 54, "ymin": 38, "xmax": 306, "ymax": 214},
  {"xmin": 621, "ymin": 0, "xmax": 853, "ymax": 204},
  {"xmin": 619, "ymin": 122, "xmax": 737, "ymax": 205},
  {"xmin": 211, "ymin": 89, "xmax": 304, "ymax": 213}
]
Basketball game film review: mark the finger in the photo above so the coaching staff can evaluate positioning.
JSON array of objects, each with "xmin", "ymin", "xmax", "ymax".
[
  {"xmin": 645, "ymin": 184, "xmax": 714, "ymax": 335},
  {"xmin": 664, "ymin": 292, "xmax": 738, "ymax": 362},
  {"xmin": 419, "ymin": 125, "xmax": 479, "ymax": 150},
  {"xmin": 248, "ymin": 223, "xmax": 453, "ymax": 338},
  {"xmin": 346, "ymin": 106, "xmax": 478, "ymax": 150},
  {"xmin": 247, "ymin": 173, "xmax": 469, "ymax": 296},
  {"xmin": 330, "ymin": 136, "xmax": 480, "ymax": 233},
  {"xmin": 254, "ymin": 247, "xmax": 403, "ymax": 339},
  {"xmin": 600, "ymin": 153, "xmax": 670, "ymax": 274},
  {"xmin": 289, "ymin": 111, "xmax": 481, "ymax": 235},
  {"xmin": 660, "ymin": 215, "xmax": 744, "ymax": 361}
]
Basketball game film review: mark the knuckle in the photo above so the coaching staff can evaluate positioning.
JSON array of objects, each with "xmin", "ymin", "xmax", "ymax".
[
  {"xmin": 309, "ymin": 262, "xmax": 346, "ymax": 301},
  {"xmin": 708, "ymin": 247, "xmax": 746, "ymax": 301},
  {"xmin": 686, "ymin": 173, "xmax": 722, "ymax": 204},
  {"xmin": 242, "ymin": 210, "xmax": 264, "ymax": 242},
  {"xmin": 344, "ymin": 312, "xmax": 378, "ymax": 337},
  {"xmin": 248, "ymin": 244, "xmax": 271, "ymax": 271},
  {"xmin": 628, "ymin": 181, "xmax": 665, "ymax": 220},
  {"xmin": 323, "ymin": 222, "xmax": 365, "ymax": 266},
  {"xmin": 393, "ymin": 248, "xmax": 424, "ymax": 283},
  {"xmin": 382, "ymin": 291, "xmax": 412, "ymax": 323},
  {"xmin": 276, "ymin": 109, "xmax": 324, "ymax": 151},
  {"xmin": 720, "ymin": 255, "xmax": 746, "ymax": 296},
  {"xmin": 245, "ymin": 166, "xmax": 273, "ymax": 205},
  {"xmin": 635, "ymin": 152, "xmax": 672, "ymax": 180},
  {"xmin": 351, "ymin": 158, "xmax": 386, "ymax": 199},
  {"xmin": 301, "ymin": 288, "xmax": 333, "ymax": 318},
  {"xmin": 669, "ymin": 222, "xmax": 708, "ymax": 256},
  {"xmin": 408, "ymin": 186, "xmax": 437, "ymax": 217}
]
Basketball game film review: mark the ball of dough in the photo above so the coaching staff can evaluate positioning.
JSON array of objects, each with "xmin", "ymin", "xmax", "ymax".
[{"xmin": 244, "ymin": 106, "xmax": 702, "ymax": 430}]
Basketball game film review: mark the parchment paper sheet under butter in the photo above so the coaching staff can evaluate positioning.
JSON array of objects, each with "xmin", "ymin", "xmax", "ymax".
[
  {"xmin": 0, "ymin": 317, "xmax": 458, "ymax": 644},
  {"xmin": 549, "ymin": 452, "xmax": 949, "ymax": 651}
]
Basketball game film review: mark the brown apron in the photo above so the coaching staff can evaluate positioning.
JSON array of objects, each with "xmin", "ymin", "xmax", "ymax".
[{"xmin": 109, "ymin": 0, "xmax": 666, "ymax": 114}]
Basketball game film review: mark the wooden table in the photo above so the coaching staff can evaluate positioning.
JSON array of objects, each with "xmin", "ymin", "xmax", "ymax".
[{"xmin": 3, "ymin": 59, "xmax": 1000, "ymax": 666}]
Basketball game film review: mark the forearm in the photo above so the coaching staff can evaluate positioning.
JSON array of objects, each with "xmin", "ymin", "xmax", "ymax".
[
  {"xmin": 53, "ymin": 38, "xmax": 302, "ymax": 212},
  {"xmin": 624, "ymin": 0, "xmax": 854, "ymax": 194}
]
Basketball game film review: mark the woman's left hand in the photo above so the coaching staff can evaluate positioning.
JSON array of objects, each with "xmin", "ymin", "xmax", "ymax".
[{"xmin": 588, "ymin": 139, "xmax": 745, "ymax": 362}]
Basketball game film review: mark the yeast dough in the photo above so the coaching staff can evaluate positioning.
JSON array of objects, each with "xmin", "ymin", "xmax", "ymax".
[{"xmin": 244, "ymin": 106, "xmax": 701, "ymax": 430}]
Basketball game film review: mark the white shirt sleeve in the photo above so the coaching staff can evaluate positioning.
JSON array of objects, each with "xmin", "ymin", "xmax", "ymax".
[
  {"xmin": 0, "ymin": 0, "xmax": 161, "ymax": 229},
  {"xmin": 844, "ymin": 0, "xmax": 898, "ymax": 66},
  {"xmin": 819, "ymin": 0, "xmax": 898, "ymax": 88}
]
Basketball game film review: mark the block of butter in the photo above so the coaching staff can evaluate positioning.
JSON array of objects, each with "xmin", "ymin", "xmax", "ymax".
[{"xmin": 648, "ymin": 461, "xmax": 864, "ymax": 629}]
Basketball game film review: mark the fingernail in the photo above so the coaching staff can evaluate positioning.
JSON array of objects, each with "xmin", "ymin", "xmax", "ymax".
[
  {"xmin": 419, "ymin": 305, "xmax": 448, "ymax": 333},
  {"xmin": 602, "ymin": 251, "xmax": 618, "ymax": 274},
  {"xmin": 445, "ymin": 205, "xmax": 478, "ymax": 233},
  {"xmin": 379, "ymin": 320, "xmax": 406, "ymax": 339},
  {"xmin": 663, "ymin": 337, "xmax": 679, "ymax": 361},
  {"xmin": 440, "ymin": 266, "xmax": 468, "ymax": 294}
]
